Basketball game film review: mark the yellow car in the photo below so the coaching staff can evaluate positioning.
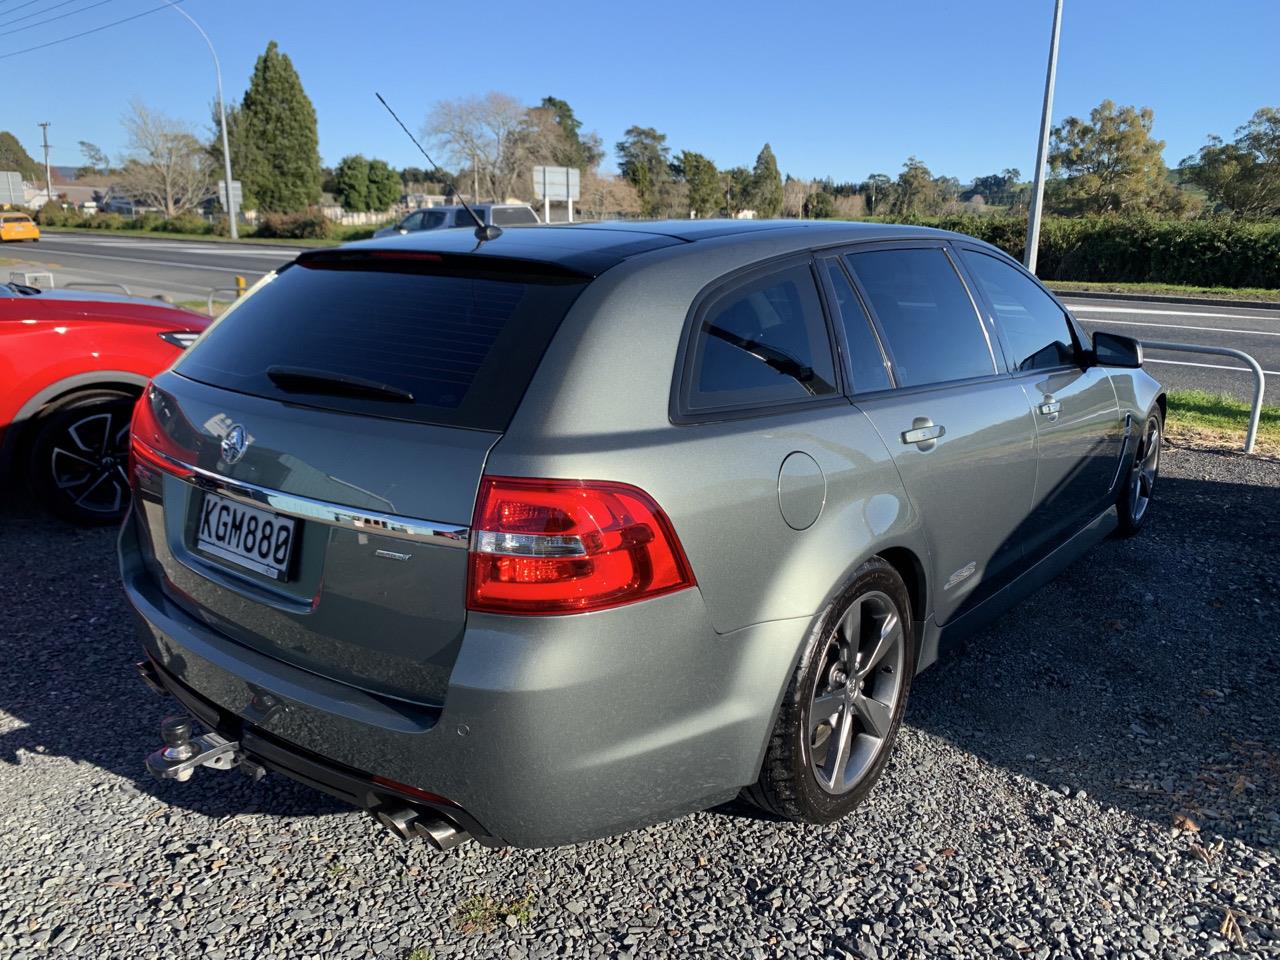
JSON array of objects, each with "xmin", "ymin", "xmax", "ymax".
[{"xmin": 0, "ymin": 212, "xmax": 40, "ymax": 242}]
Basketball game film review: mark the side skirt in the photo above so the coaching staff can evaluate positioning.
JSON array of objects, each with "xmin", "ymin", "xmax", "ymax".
[{"xmin": 916, "ymin": 505, "xmax": 1119, "ymax": 672}]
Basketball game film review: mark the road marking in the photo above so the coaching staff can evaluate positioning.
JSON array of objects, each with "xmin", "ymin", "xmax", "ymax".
[
  {"xmin": 1064, "ymin": 303, "xmax": 1278, "ymax": 322},
  {"xmin": 17, "ymin": 248, "xmax": 276, "ymax": 274},
  {"xmin": 1077, "ymin": 317, "xmax": 1280, "ymax": 338},
  {"xmin": 1144, "ymin": 357, "xmax": 1280, "ymax": 376}
]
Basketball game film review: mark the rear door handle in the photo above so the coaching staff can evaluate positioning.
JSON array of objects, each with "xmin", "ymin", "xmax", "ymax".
[
  {"xmin": 901, "ymin": 418, "xmax": 945, "ymax": 450},
  {"xmin": 1038, "ymin": 399, "xmax": 1061, "ymax": 422}
]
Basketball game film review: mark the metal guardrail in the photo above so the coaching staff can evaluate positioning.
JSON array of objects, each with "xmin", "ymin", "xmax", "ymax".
[
  {"xmin": 206, "ymin": 286, "xmax": 242, "ymax": 315},
  {"xmin": 1141, "ymin": 340, "xmax": 1265, "ymax": 454},
  {"xmin": 64, "ymin": 281, "xmax": 132, "ymax": 296}
]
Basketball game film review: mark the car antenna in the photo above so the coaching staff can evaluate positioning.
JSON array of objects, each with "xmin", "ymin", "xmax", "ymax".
[{"xmin": 375, "ymin": 92, "xmax": 502, "ymax": 243}]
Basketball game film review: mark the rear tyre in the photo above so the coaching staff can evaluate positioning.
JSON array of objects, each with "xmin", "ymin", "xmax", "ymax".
[
  {"xmin": 745, "ymin": 558, "xmax": 915, "ymax": 823},
  {"xmin": 28, "ymin": 390, "xmax": 135, "ymax": 526},
  {"xmin": 1116, "ymin": 408, "xmax": 1162, "ymax": 537}
]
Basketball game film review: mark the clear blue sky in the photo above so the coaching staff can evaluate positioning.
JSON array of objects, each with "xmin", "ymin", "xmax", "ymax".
[{"xmin": 5, "ymin": 0, "xmax": 1277, "ymax": 183}]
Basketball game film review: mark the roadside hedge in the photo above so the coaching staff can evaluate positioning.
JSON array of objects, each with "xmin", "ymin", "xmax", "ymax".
[{"xmin": 860, "ymin": 215, "xmax": 1280, "ymax": 289}]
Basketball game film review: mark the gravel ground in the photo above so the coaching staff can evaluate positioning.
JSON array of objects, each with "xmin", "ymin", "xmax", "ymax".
[{"xmin": 1, "ymin": 442, "xmax": 1277, "ymax": 960}]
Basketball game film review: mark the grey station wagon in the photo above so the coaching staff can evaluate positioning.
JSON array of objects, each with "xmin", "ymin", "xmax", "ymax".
[{"xmin": 120, "ymin": 220, "xmax": 1164, "ymax": 849}]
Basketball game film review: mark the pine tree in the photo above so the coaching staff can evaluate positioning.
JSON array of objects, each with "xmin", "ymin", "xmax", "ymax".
[
  {"xmin": 0, "ymin": 131, "xmax": 40, "ymax": 180},
  {"xmin": 748, "ymin": 144, "xmax": 783, "ymax": 218},
  {"xmin": 334, "ymin": 154, "xmax": 370, "ymax": 211},
  {"xmin": 236, "ymin": 41, "xmax": 322, "ymax": 212}
]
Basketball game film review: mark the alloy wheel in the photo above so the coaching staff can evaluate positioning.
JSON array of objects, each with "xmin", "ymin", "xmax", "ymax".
[
  {"xmin": 1129, "ymin": 414, "xmax": 1161, "ymax": 524},
  {"xmin": 807, "ymin": 590, "xmax": 906, "ymax": 795},
  {"xmin": 48, "ymin": 409, "xmax": 131, "ymax": 516}
]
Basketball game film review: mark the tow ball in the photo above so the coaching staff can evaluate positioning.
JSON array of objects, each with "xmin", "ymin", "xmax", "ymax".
[{"xmin": 145, "ymin": 715, "xmax": 265, "ymax": 783}]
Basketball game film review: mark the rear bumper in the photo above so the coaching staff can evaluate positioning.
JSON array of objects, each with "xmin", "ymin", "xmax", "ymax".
[{"xmin": 120, "ymin": 509, "xmax": 807, "ymax": 847}]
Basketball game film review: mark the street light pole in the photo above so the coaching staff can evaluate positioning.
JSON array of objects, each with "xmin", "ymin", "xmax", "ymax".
[
  {"xmin": 38, "ymin": 122, "xmax": 53, "ymax": 204},
  {"xmin": 171, "ymin": 4, "xmax": 239, "ymax": 239},
  {"xmin": 1024, "ymin": 0, "xmax": 1063, "ymax": 274}
]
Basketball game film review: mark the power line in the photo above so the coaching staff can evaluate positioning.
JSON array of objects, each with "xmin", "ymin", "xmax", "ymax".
[
  {"xmin": 0, "ymin": 0, "xmax": 57, "ymax": 19},
  {"xmin": 0, "ymin": 0, "xmax": 180, "ymax": 59},
  {"xmin": 0, "ymin": 0, "xmax": 103, "ymax": 31},
  {"xmin": 0, "ymin": 0, "xmax": 121, "ymax": 36}
]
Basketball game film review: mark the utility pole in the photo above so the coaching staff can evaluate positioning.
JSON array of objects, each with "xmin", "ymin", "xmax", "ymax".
[
  {"xmin": 38, "ymin": 122, "xmax": 53, "ymax": 204},
  {"xmin": 1024, "ymin": 0, "xmax": 1063, "ymax": 273},
  {"xmin": 171, "ymin": 5, "xmax": 239, "ymax": 239}
]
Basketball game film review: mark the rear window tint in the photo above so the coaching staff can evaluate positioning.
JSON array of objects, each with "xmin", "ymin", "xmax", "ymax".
[
  {"xmin": 686, "ymin": 263, "xmax": 837, "ymax": 413},
  {"xmin": 176, "ymin": 259, "xmax": 586, "ymax": 431},
  {"xmin": 845, "ymin": 248, "xmax": 995, "ymax": 388}
]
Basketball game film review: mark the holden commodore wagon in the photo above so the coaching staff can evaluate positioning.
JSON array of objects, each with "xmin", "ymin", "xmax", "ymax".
[{"xmin": 120, "ymin": 220, "xmax": 1163, "ymax": 849}]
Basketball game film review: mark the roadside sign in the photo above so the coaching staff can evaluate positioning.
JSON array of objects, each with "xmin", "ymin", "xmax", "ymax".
[
  {"xmin": 532, "ymin": 166, "xmax": 580, "ymax": 201},
  {"xmin": 0, "ymin": 171, "xmax": 23, "ymax": 206},
  {"xmin": 217, "ymin": 179, "xmax": 243, "ymax": 208}
]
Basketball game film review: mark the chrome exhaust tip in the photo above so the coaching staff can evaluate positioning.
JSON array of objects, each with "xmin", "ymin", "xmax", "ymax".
[{"xmin": 374, "ymin": 806, "xmax": 470, "ymax": 850}]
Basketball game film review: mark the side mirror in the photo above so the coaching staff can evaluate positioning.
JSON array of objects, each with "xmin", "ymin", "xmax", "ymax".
[
  {"xmin": 1091, "ymin": 331, "xmax": 1143, "ymax": 368},
  {"xmin": 397, "ymin": 227, "xmax": 408, "ymax": 235}
]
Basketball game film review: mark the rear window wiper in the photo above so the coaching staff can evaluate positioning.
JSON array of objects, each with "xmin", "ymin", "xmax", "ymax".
[
  {"xmin": 266, "ymin": 365, "xmax": 414, "ymax": 403},
  {"xmin": 705, "ymin": 325, "xmax": 830, "ymax": 396}
]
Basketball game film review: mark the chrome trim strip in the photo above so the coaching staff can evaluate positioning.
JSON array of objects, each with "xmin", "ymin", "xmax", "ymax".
[{"xmin": 150, "ymin": 447, "xmax": 471, "ymax": 548}]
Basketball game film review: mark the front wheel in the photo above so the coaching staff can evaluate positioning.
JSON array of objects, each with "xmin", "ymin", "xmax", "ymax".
[
  {"xmin": 28, "ymin": 390, "xmax": 136, "ymax": 525},
  {"xmin": 745, "ymin": 558, "xmax": 915, "ymax": 823},
  {"xmin": 1116, "ymin": 408, "xmax": 1162, "ymax": 536}
]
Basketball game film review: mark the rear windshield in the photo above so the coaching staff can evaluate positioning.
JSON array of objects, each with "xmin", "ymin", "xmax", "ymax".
[{"xmin": 175, "ymin": 257, "xmax": 587, "ymax": 431}]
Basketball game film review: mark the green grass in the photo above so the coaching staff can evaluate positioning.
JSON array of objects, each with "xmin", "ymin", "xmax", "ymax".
[
  {"xmin": 1044, "ymin": 279, "xmax": 1280, "ymax": 303},
  {"xmin": 1165, "ymin": 389, "xmax": 1280, "ymax": 451},
  {"xmin": 405, "ymin": 950, "xmax": 434, "ymax": 960},
  {"xmin": 452, "ymin": 892, "xmax": 535, "ymax": 934}
]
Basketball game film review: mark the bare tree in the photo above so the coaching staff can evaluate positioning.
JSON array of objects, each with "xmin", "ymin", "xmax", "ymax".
[
  {"xmin": 424, "ymin": 92, "xmax": 546, "ymax": 202},
  {"xmin": 579, "ymin": 170, "xmax": 642, "ymax": 220},
  {"xmin": 782, "ymin": 177, "xmax": 811, "ymax": 218},
  {"xmin": 117, "ymin": 100, "xmax": 214, "ymax": 216}
]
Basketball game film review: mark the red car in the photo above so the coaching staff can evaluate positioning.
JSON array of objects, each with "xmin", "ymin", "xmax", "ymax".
[{"xmin": 1, "ymin": 280, "xmax": 209, "ymax": 524}]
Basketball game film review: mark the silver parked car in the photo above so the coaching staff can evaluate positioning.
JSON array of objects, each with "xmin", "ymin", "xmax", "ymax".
[
  {"xmin": 372, "ymin": 202, "xmax": 540, "ymax": 238},
  {"xmin": 121, "ymin": 220, "xmax": 1164, "ymax": 849}
]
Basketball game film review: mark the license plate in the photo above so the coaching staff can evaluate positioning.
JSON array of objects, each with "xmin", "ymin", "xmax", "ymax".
[{"xmin": 195, "ymin": 492, "xmax": 297, "ymax": 580}]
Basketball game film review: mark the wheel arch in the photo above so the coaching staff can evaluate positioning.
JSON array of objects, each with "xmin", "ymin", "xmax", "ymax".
[
  {"xmin": 1, "ymin": 371, "xmax": 148, "ymax": 475},
  {"xmin": 875, "ymin": 545, "xmax": 929, "ymax": 654}
]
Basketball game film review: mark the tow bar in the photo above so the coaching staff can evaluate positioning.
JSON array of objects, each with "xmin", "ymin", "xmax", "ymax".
[{"xmin": 145, "ymin": 715, "xmax": 266, "ymax": 783}]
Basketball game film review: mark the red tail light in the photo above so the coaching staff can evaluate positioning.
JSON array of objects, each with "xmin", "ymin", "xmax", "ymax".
[
  {"xmin": 467, "ymin": 476, "xmax": 696, "ymax": 615},
  {"xmin": 127, "ymin": 384, "xmax": 195, "ymax": 483}
]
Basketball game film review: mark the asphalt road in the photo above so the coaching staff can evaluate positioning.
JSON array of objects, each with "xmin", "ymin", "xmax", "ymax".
[
  {"xmin": 1068, "ymin": 297, "xmax": 1279, "ymax": 405},
  {"xmin": 12, "ymin": 233, "xmax": 1278, "ymax": 404},
  {"xmin": 10, "ymin": 232, "xmax": 301, "ymax": 303}
]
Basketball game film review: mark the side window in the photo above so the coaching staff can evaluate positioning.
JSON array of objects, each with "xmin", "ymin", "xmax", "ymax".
[
  {"xmin": 845, "ymin": 248, "xmax": 995, "ymax": 388},
  {"xmin": 492, "ymin": 206, "xmax": 538, "ymax": 225},
  {"xmin": 959, "ymin": 249, "xmax": 1077, "ymax": 371},
  {"xmin": 822, "ymin": 261, "xmax": 891, "ymax": 393},
  {"xmin": 400, "ymin": 212, "xmax": 425, "ymax": 231},
  {"xmin": 456, "ymin": 210, "xmax": 479, "ymax": 227},
  {"xmin": 687, "ymin": 264, "xmax": 837, "ymax": 412}
]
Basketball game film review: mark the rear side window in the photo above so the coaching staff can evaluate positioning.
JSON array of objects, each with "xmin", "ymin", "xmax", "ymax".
[
  {"xmin": 176, "ymin": 259, "xmax": 586, "ymax": 431},
  {"xmin": 686, "ymin": 263, "xmax": 837, "ymax": 413},
  {"xmin": 492, "ymin": 207, "xmax": 539, "ymax": 226},
  {"xmin": 959, "ymin": 249, "xmax": 1077, "ymax": 371},
  {"xmin": 822, "ymin": 261, "xmax": 891, "ymax": 393},
  {"xmin": 455, "ymin": 210, "xmax": 477, "ymax": 227},
  {"xmin": 845, "ymin": 248, "xmax": 995, "ymax": 388}
]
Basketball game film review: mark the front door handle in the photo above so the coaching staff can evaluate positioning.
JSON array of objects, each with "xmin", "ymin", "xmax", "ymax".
[
  {"xmin": 901, "ymin": 417, "xmax": 945, "ymax": 451},
  {"xmin": 1038, "ymin": 399, "xmax": 1062, "ymax": 422}
]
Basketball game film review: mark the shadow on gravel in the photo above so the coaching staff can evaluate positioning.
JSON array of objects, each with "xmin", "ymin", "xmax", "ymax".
[
  {"xmin": 0, "ymin": 495, "xmax": 347, "ymax": 822},
  {"xmin": 906, "ymin": 465, "xmax": 1280, "ymax": 849},
  {"xmin": 1, "ymin": 456, "xmax": 1277, "ymax": 844}
]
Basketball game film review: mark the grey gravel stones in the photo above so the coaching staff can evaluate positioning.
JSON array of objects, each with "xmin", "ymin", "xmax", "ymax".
[{"xmin": 0, "ymin": 441, "xmax": 1276, "ymax": 958}]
